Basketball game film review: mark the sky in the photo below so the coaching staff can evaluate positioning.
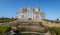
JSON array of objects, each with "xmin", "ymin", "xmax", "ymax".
[{"xmin": 0, "ymin": 0, "xmax": 60, "ymax": 20}]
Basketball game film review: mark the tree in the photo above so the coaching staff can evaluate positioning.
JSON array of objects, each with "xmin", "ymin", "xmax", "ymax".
[{"xmin": 57, "ymin": 18, "xmax": 59, "ymax": 21}]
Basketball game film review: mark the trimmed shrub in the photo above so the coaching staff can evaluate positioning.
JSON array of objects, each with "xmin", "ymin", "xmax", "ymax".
[{"xmin": 0, "ymin": 25, "xmax": 11, "ymax": 33}]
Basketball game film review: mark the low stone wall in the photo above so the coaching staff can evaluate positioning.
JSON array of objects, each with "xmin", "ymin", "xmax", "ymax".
[{"xmin": 42, "ymin": 22, "xmax": 60, "ymax": 27}]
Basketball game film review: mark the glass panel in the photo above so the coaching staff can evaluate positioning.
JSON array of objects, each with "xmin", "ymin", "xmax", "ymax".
[
  {"xmin": 27, "ymin": 13, "xmax": 32, "ymax": 18},
  {"xmin": 21, "ymin": 15, "xmax": 24, "ymax": 18},
  {"xmin": 36, "ymin": 15, "xmax": 39, "ymax": 18}
]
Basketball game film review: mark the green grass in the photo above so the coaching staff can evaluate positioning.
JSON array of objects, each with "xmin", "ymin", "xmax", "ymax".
[
  {"xmin": 0, "ymin": 25, "xmax": 11, "ymax": 33},
  {"xmin": 48, "ymin": 27, "xmax": 60, "ymax": 35}
]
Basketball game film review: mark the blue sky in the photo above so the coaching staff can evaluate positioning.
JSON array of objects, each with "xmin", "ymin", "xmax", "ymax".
[{"xmin": 0, "ymin": 0, "xmax": 60, "ymax": 20}]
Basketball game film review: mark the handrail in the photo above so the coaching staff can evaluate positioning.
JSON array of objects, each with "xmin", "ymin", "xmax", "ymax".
[
  {"xmin": 0, "ymin": 32, "xmax": 45, "ymax": 35},
  {"xmin": 21, "ymin": 32, "xmax": 45, "ymax": 34}
]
